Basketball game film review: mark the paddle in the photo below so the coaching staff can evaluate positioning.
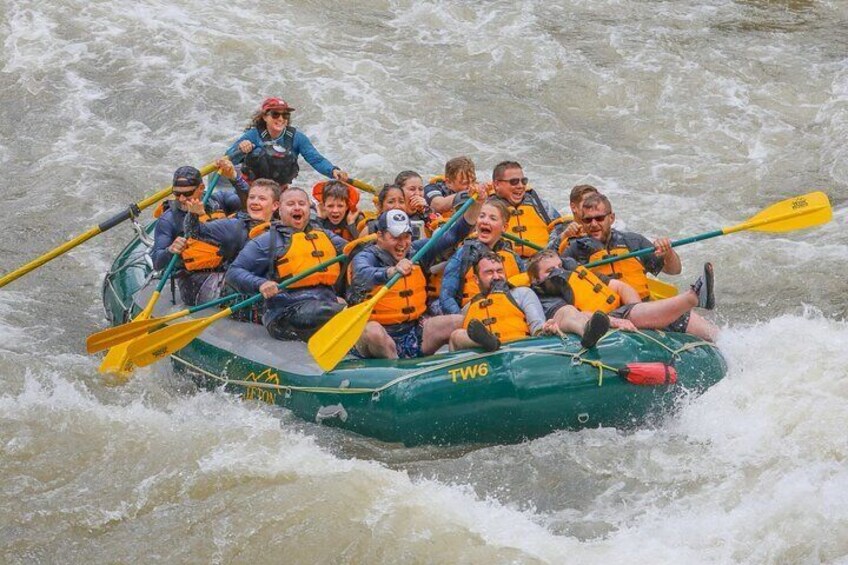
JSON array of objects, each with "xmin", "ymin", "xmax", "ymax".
[
  {"xmin": 584, "ymin": 191, "xmax": 832, "ymax": 270},
  {"xmin": 124, "ymin": 254, "xmax": 347, "ymax": 368},
  {"xmin": 349, "ymin": 178, "xmax": 378, "ymax": 195},
  {"xmin": 501, "ymin": 232, "xmax": 678, "ymax": 298},
  {"xmin": 0, "ymin": 160, "xmax": 225, "ymax": 290},
  {"xmin": 308, "ymin": 193, "xmax": 480, "ymax": 372},
  {"xmin": 98, "ymin": 171, "xmax": 223, "ymax": 375}
]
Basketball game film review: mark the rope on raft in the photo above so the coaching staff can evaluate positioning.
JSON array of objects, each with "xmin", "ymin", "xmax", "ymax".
[{"xmin": 173, "ymin": 331, "xmax": 718, "ymax": 395}]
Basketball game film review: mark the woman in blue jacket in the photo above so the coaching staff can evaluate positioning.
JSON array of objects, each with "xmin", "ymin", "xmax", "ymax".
[{"xmin": 228, "ymin": 97, "xmax": 349, "ymax": 188}]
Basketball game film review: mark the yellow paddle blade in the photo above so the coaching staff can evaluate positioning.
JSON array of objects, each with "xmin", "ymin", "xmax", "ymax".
[
  {"xmin": 124, "ymin": 308, "xmax": 231, "ymax": 368},
  {"xmin": 732, "ymin": 191, "xmax": 832, "ymax": 234},
  {"xmin": 647, "ymin": 277, "xmax": 678, "ymax": 300},
  {"xmin": 98, "ymin": 340, "xmax": 135, "ymax": 376},
  {"xmin": 308, "ymin": 296, "xmax": 379, "ymax": 372},
  {"xmin": 86, "ymin": 309, "xmax": 188, "ymax": 353}
]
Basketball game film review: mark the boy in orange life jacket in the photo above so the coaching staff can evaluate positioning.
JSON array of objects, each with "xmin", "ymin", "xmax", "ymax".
[
  {"xmin": 424, "ymin": 156, "xmax": 477, "ymax": 215},
  {"xmin": 529, "ymin": 250, "xmax": 719, "ymax": 342},
  {"xmin": 489, "ymin": 161, "xmax": 561, "ymax": 257},
  {"xmin": 562, "ymin": 193, "xmax": 680, "ymax": 301},
  {"xmin": 347, "ymin": 184, "xmax": 484, "ymax": 359},
  {"xmin": 449, "ymin": 252, "xmax": 611, "ymax": 352},
  {"xmin": 314, "ymin": 180, "xmax": 363, "ymax": 241},
  {"xmin": 181, "ymin": 179, "xmax": 282, "ymax": 306}
]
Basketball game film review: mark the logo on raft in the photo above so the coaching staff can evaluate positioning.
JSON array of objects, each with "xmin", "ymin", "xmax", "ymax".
[
  {"xmin": 244, "ymin": 368, "xmax": 281, "ymax": 404},
  {"xmin": 448, "ymin": 362, "xmax": 490, "ymax": 383}
]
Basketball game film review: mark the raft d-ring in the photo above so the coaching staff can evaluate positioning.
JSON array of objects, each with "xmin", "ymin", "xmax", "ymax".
[
  {"xmin": 371, "ymin": 391, "xmax": 381, "ymax": 402},
  {"xmin": 577, "ymin": 413, "xmax": 589, "ymax": 424},
  {"xmin": 571, "ymin": 356, "xmax": 582, "ymax": 366},
  {"xmin": 284, "ymin": 387, "xmax": 292, "ymax": 399}
]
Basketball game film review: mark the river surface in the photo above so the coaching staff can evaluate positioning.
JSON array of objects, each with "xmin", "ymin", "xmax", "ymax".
[{"xmin": 1, "ymin": 1, "xmax": 847, "ymax": 563}]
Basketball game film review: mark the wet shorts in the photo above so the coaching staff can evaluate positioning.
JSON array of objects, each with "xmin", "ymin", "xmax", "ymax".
[
  {"xmin": 610, "ymin": 304, "xmax": 691, "ymax": 333},
  {"xmin": 351, "ymin": 320, "xmax": 424, "ymax": 359},
  {"xmin": 265, "ymin": 299, "xmax": 344, "ymax": 342}
]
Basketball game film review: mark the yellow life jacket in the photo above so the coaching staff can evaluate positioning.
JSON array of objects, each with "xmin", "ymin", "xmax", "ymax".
[
  {"xmin": 460, "ymin": 242, "xmax": 522, "ymax": 306},
  {"xmin": 588, "ymin": 247, "xmax": 650, "ymax": 300},
  {"xmin": 198, "ymin": 210, "xmax": 228, "ymax": 223},
  {"xmin": 568, "ymin": 266, "xmax": 621, "ymax": 313},
  {"xmin": 463, "ymin": 286, "xmax": 530, "ymax": 343},
  {"xmin": 369, "ymin": 265, "xmax": 428, "ymax": 325},
  {"xmin": 274, "ymin": 229, "xmax": 340, "ymax": 289},
  {"xmin": 356, "ymin": 210, "xmax": 377, "ymax": 234},
  {"xmin": 498, "ymin": 192, "xmax": 552, "ymax": 257}
]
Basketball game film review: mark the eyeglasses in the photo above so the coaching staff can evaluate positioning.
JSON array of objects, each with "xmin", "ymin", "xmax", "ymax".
[
  {"xmin": 267, "ymin": 111, "xmax": 291, "ymax": 120},
  {"xmin": 173, "ymin": 190, "xmax": 196, "ymax": 199},
  {"xmin": 497, "ymin": 177, "xmax": 529, "ymax": 187},
  {"xmin": 581, "ymin": 213, "xmax": 610, "ymax": 224}
]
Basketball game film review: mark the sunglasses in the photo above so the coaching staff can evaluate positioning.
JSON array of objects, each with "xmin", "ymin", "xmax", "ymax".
[
  {"xmin": 497, "ymin": 177, "xmax": 529, "ymax": 187},
  {"xmin": 173, "ymin": 190, "xmax": 196, "ymax": 199},
  {"xmin": 581, "ymin": 213, "xmax": 611, "ymax": 224},
  {"xmin": 267, "ymin": 111, "xmax": 291, "ymax": 119}
]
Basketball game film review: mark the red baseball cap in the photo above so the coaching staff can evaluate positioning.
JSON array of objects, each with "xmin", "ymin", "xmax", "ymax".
[{"xmin": 261, "ymin": 97, "xmax": 295, "ymax": 113}]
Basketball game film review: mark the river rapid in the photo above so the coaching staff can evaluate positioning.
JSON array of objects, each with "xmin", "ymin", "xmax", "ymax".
[{"xmin": 1, "ymin": 1, "xmax": 847, "ymax": 563}]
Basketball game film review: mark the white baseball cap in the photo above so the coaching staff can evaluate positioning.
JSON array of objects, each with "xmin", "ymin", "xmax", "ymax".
[{"xmin": 378, "ymin": 210, "xmax": 412, "ymax": 237}]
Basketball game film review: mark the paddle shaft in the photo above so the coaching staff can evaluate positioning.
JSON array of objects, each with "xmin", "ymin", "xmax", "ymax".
[
  {"xmin": 0, "ymin": 161, "xmax": 221, "ymax": 289},
  {"xmin": 501, "ymin": 232, "xmax": 543, "ymax": 252}
]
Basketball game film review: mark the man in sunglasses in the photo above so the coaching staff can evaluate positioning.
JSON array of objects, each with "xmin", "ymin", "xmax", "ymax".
[
  {"xmin": 489, "ymin": 160, "xmax": 560, "ymax": 258},
  {"xmin": 150, "ymin": 164, "xmax": 242, "ymax": 304},
  {"xmin": 562, "ymin": 193, "xmax": 680, "ymax": 301}
]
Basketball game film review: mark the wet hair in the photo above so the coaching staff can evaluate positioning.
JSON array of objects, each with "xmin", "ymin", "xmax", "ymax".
[
  {"xmin": 481, "ymin": 198, "xmax": 510, "ymax": 224},
  {"xmin": 570, "ymin": 184, "xmax": 599, "ymax": 205},
  {"xmin": 281, "ymin": 186, "xmax": 309, "ymax": 201},
  {"xmin": 492, "ymin": 160, "xmax": 522, "ymax": 182},
  {"xmin": 473, "ymin": 250, "xmax": 504, "ymax": 276},
  {"xmin": 444, "ymin": 156, "xmax": 476, "ymax": 181},
  {"xmin": 581, "ymin": 193, "xmax": 612, "ymax": 214},
  {"xmin": 321, "ymin": 181, "xmax": 350, "ymax": 204},
  {"xmin": 249, "ymin": 178, "xmax": 282, "ymax": 201},
  {"xmin": 527, "ymin": 249, "xmax": 561, "ymax": 282},
  {"xmin": 394, "ymin": 170, "xmax": 422, "ymax": 189},
  {"xmin": 377, "ymin": 184, "xmax": 405, "ymax": 210}
]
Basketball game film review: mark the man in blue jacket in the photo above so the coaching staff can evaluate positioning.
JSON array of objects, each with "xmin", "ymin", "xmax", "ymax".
[
  {"xmin": 226, "ymin": 187, "xmax": 348, "ymax": 341},
  {"xmin": 150, "ymin": 163, "xmax": 242, "ymax": 305},
  {"xmin": 346, "ymin": 184, "xmax": 484, "ymax": 359}
]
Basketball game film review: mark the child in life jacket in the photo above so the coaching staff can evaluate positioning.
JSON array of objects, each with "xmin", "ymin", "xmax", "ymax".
[
  {"xmin": 313, "ymin": 180, "xmax": 364, "ymax": 242},
  {"xmin": 424, "ymin": 156, "xmax": 477, "ymax": 216}
]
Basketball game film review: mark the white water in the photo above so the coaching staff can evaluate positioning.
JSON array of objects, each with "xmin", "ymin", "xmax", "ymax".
[{"xmin": 1, "ymin": 1, "xmax": 847, "ymax": 563}]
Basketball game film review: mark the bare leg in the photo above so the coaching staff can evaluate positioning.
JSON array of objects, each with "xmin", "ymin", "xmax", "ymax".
[
  {"xmin": 422, "ymin": 314, "xmax": 464, "ymax": 355},
  {"xmin": 609, "ymin": 279, "xmax": 641, "ymax": 304},
  {"xmin": 627, "ymin": 290, "xmax": 698, "ymax": 329},
  {"xmin": 355, "ymin": 321, "xmax": 398, "ymax": 359},
  {"xmin": 684, "ymin": 311, "xmax": 719, "ymax": 342},
  {"xmin": 449, "ymin": 328, "xmax": 479, "ymax": 351},
  {"xmin": 552, "ymin": 305, "xmax": 591, "ymax": 336}
]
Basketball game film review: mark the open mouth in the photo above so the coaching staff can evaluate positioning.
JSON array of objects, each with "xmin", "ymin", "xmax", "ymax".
[
  {"xmin": 291, "ymin": 211, "xmax": 305, "ymax": 223},
  {"xmin": 477, "ymin": 224, "xmax": 493, "ymax": 237}
]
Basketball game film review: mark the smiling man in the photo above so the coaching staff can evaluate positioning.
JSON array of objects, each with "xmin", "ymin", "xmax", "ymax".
[
  {"xmin": 347, "ymin": 185, "xmax": 484, "ymax": 359},
  {"xmin": 488, "ymin": 160, "xmax": 561, "ymax": 257},
  {"xmin": 150, "ymin": 163, "xmax": 243, "ymax": 305},
  {"xmin": 226, "ymin": 187, "xmax": 348, "ymax": 341},
  {"xmin": 562, "ymin": 193, "xmax": 680, "ymax": 301}
]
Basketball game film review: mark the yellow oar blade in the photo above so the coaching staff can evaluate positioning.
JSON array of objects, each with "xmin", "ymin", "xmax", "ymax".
[
  {"xmin": 736, "ymin": 191, "xmax": 832, "ymax": 234},
  {"xmin": 98, "ymin": 340, "xmax": 135, "ymax": 376},
  {"xmin": 648, "ymin": 277, "xmax": 678, "ymax": 300},
  {"xmin": 308, "ymin": 297, "xmax": 379, "ymax": 372},
  {"xmin": 124, "ymin": 309, "xmax": 231, "ymax": 368},
  {"xmin": 86, "ymin": 309, "xmax": 187, "ymax": 353}
]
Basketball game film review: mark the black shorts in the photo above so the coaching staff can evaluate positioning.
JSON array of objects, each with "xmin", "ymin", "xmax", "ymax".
[
  {"xmin": 265, "ymin": 299, "xmax": 345, "ymax": 341},
  {"xmin": 609, "ymin": 304, "xmax": 690, "ymax": 333}
]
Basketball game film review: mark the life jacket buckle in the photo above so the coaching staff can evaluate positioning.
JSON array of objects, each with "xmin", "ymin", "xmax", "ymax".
[
  {"xmin": 311, "ymin": 250, "xmax": 325, "ymax": 258},
  {"xmin": 482, "ymin": 317, "xmax": 496, "ymax": 325},
  {"xmin": 514, "ymin": 226, "xmax": 527, "ymax": 233},
  {"xmin": 401, "ymin": 306, "xmax": 416, "ymax": 314},
  {"xmin": 399, "ymin": 289, "xmax": 414, "ymax": 298},
  {"xmin": 305, "ymin": 232, "xmax": 319, "ymax": 241},
  {"xmin": 480, "ymin": 299, "xmax": 494, "ymax": 307}
]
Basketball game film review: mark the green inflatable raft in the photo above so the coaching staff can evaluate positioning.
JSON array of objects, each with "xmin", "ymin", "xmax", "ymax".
[{"xmin": 101, "ymin": 224, "xmax": 727, "ymax": 446}]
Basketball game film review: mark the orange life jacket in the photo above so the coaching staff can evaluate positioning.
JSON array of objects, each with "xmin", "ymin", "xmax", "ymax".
[
  {"xmin": 182, "ymin": 217, "xmax": 268, "ymax": 272},
  {"xmin": 495, "ymin": 191, "xmax": 553, "ymax": 257},
  {"xmin": 459, "ymin": 240, "xmax": 522, "ymax": 306},
  {"xmin": 463, "ymin": 285, "xmax": 530, "ymax": 343},
  {"xmin": 369, "ymin": 265, "xmax": 428, "ymax": 325},
  {"xmin": 588, "ymin": 247, "xmax": 650, "ymax": 300},
  {"xmin": 568, "ymin": 265, "xmax": 622, "ymax": 313},
  {"xmin": 273, "ymin": 228, "xmax": 340, "ymax": 289}
]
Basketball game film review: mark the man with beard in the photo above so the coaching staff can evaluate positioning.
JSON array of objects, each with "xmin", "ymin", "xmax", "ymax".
[{"xmin": 226, "ymin": 187, "xmax": 348, "ymax": 341}]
